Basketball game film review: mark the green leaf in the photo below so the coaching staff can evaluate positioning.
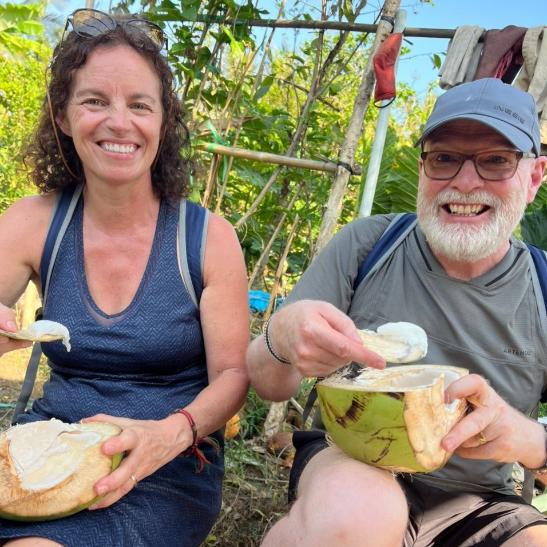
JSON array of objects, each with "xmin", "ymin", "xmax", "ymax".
[
  {"xmin": 431, "ymin": 53, "xmax": 442, "ymax": 70},
  {"xmin": 254, "ymin": 74, "xmax": 274, "ymax": 101},
  {"xmin": 521, "ymin": 206, "xmax": 547, "ymax": 250}
]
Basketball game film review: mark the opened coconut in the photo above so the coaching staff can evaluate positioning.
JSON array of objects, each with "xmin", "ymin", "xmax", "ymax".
[
  {"xmin": 317, "ymin": 364, "xmax": 468, "ymax": 473},
  {"xmin": 0, "ymin": 419, "xmax": 121, "ymax": 521}
]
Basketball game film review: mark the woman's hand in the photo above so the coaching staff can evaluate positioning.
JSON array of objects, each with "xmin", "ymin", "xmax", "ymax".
[
  {"xmin": 267, "ymin": 300, "xmax": 386, "ymax": 378},
  {"xmin": 83, "ymin": 413, "xmax": 193, "ymax": 510},
  {"xmin": 0, "ymin": 303, "xmax": 32, "ymax": 356},
  {"xmin": 442, "ymin": 374, "xmax": 546, "ymax": 468}
]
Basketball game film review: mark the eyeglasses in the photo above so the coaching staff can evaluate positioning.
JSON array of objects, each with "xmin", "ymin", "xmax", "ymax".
[
  {"xmin": 61, "ymin": 8, "xmax": 167, "ymax": 51},
  {"xmin": 420, "ymin": 149, "xmax": 536, "ymax": 181}
]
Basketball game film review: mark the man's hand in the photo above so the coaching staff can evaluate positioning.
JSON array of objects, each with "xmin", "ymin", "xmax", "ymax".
[
  {"xmin": 268, "ymin": 300, "xmax": 386, "ymax": 378},
  {"xmin": 0, "ymin": 303, "xmax": 32, "ymax": 356},
  {"xmin": 442, "ymin": 374, "xmax": 546, "ymax": 469}
]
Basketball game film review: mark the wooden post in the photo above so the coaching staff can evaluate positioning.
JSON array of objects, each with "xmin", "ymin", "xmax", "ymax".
[{"xmin": 314, "ymin": 0, "xmax": 401, "ymax": 254}]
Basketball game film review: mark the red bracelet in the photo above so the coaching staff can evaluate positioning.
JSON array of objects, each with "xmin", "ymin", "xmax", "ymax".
[
  {"xmin": 173, "ymin": 408, "xmax": 218, "ymax": 472},
  {"xmin": 176, "ymin": 408, "xmax": 198, "ymax": 449}
]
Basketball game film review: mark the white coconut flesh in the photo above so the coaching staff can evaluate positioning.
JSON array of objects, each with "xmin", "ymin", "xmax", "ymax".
[
  {"xmin": 0, "ymin": 419, "xmax": 121, "ymax": 520},
  {"xmin": 0, "ymin": 320, "xmax": 71, "ymax": 351},
  {"xmin": 358, "ymin": 322, "xmax": 427, "ymax": 363},
  {"xmin": 318, "ymin": 365, "xmax": 468, "ymax": 472}
]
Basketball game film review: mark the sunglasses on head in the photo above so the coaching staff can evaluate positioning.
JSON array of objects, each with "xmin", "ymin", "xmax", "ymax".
[{"xmin": 61, "ymin": 8, "xmax": 167, "ymax": 51}]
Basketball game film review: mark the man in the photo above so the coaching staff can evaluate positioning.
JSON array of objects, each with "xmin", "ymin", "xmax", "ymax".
[{"xmin": 246, "ymin": 78, "xmax": 547, "ymax": 546}]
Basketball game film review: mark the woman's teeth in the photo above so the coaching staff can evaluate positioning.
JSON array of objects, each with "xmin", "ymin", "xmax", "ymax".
[{"xmin": 101, "ymin": 142, "xmax": 137, "ymax": 154}]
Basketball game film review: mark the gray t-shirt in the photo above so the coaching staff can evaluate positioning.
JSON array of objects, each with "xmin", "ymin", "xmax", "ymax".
[{"xmin": 287, "ymin": 214, "xmax": 547, "ymax": 495}]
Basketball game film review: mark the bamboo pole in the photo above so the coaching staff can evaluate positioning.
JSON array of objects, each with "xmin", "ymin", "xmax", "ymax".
[
  {"xmin": 197, "ymin": 142, "xmax": 361, "ymax": 175},
  {"xmin": 167, "ymin": 15, "xmax": 470, "ymax": 40},
  {"xmin": 314, "ymin": 0, "xmax": 401, "ymax": 255}
]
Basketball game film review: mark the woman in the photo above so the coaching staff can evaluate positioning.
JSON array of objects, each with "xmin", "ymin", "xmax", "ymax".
[{"xmin": 0, "ymin": 9, "xmax": 249, "ymax": 547}]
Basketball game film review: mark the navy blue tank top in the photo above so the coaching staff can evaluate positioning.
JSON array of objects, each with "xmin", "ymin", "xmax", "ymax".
[{"xmin": 28, "ymin": 197, "xmax": 208, "ymax": 423}]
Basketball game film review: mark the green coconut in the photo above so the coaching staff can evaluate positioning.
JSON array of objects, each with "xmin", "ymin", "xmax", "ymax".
[
  {"xmin": 317, "ymin": 364, "xmax": 468, "ymax": 473},
  {"xmin": 0, "ymin": 419, "xmax": 122, "ymax": 521}
]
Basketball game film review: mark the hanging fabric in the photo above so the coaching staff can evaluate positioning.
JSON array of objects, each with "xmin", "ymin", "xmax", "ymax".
[
  {"xmin": 515, "ymin": 26, "xmax": 547, "ymax": 148},
  {"xmin": 373, "ymin": 32, "xmax": 403, "ymax": 104},
  {"xmin": 474, "ymin": 25, "xmax": 526, "ymax": 82},
  {"xmin": 439, "ymin": 25, "xmax": 484, "ymax": 89}
]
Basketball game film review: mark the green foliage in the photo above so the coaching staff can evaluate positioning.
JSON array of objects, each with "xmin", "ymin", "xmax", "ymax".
[
  {"xmin": 0, "ymin": 2, "xmax": 50, "ymax": 61},
  {"xmin": 240, "ymin": 389, "xmax": 269, "ymax": 439},
  {"xmin": 0, "ymin": 2, "xmax": 50, "ymax": 212},
  {"xmin": 527, "ymin": 182, "xmax": 547, "ymax": 211},
  {"xmin": 0, "ymin": 56, "xmax": 48, "ymax": 212},
  {"xmin": 521, "ymin": 205, "xmax": 547, "ymax": 250}
]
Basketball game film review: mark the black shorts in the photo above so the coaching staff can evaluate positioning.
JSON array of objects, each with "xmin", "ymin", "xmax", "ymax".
[{"xmin": 289, "ymin": 430, "xmax": 547, "ymax": 547}]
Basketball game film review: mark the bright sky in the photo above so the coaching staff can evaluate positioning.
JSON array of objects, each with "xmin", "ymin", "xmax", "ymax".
[{"xmin": 46, "ymin": 0, "xmax": 546, "ymax": 97}]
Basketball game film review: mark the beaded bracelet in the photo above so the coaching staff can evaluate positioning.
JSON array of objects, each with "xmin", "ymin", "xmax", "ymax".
[
  {"xmin": 173, "ymin": 408, "xmax": 218, "ymax": 472},
  {"xmin": 263, "ymin": 317, "xmax": 291, "ymax": 365}
]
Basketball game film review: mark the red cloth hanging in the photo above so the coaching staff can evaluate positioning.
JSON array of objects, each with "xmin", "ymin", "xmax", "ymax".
[{"xmin": 373, "ymin": 32, "xmax": 403, "ymax": 103}]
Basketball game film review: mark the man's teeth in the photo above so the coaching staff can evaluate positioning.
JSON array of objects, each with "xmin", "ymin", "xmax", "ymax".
[
  {"xmin": 447, "ymin": 204, "xmax": 485, "ymax": 216},
  {"xmin": 101, "ymin": 143, "xmax": 136, "ymax": 154}
]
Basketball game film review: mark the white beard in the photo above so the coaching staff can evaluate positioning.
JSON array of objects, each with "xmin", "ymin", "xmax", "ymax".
[{"xmin": 416, "ymin": 187, "xmax": 528, "ymax": 262}]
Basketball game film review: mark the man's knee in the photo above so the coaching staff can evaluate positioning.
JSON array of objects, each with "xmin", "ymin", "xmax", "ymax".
[
  {"xmin": 295, "ymin": 448, "xmax": 408, "ymax": 543},
  {"xmin": 502, "ymin": 523, "xmax": 547, "ymax": 546}
]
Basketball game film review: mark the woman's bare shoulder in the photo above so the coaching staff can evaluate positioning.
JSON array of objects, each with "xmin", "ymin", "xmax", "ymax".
[
  {"xmin": 0, "ymin": 192, "xmax": 58, "ymax": 268},
  {"xmin": 2, "ymin": 192, "xmax": 57, "ymax": 218}
]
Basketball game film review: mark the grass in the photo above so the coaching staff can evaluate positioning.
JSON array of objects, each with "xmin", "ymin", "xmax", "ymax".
[{"xmin": 205, "ymin": 439, "xmax": 289, "ymax": 546}]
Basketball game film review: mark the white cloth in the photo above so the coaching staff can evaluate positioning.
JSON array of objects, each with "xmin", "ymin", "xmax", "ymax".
[{"xmin": 439, "ymin": 26, "xmax": 484, "ymax": 89}]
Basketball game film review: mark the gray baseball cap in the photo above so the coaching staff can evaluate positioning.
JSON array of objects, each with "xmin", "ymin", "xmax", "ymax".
[{"xmin": 417, "ymin": 78, "xmax": 540, "ymax": 156}]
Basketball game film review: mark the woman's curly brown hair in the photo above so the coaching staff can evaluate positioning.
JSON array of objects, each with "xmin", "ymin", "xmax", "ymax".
[{"xmin": 25, "ymin": 16, "xmax": 191, "ymax": 202}]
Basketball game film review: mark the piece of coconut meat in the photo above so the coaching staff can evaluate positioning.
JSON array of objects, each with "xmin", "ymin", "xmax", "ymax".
[{"xmin": 358, "ymin": 322, "xmax": 427, "ymax": 363}]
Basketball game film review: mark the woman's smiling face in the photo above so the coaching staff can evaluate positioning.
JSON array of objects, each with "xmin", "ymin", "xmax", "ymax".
[{"xmin": 57, "ymin": 44, "xmax": 163, "ymax": 188}]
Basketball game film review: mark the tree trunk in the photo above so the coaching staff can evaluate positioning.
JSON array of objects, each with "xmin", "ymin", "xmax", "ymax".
[{"xmin": 314, "ymin": 0, "xmax": 401, "ymax": 254}]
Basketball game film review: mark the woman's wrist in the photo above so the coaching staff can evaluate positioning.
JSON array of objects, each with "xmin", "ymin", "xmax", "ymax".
[
  {"xmin": 163, "ymin": 411, "xmax": 195, "ymax": 453},
  {"xmin": 169, "ymin": 408, "xmax": 219, "ymax": 472}
]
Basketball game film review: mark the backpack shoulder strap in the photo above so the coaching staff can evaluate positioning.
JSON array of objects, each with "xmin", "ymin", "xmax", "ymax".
[
  {"xmin": 13, "ymin": 184, "xmax": 83, "ymax": 424},
  {"xmin": 41, "ymin": 184, "xmax": 84, "ymax": 306},
  {"xmin": 178, "ymin": 199, "xmax": 209, "ymax": 307},
  {"xmin": 303, "ymin": 213, "xmax": 417, "ymax": 425},
  {"xmin": 353, "ymin": 213, "xmax": 417, "ymax": 291},
  {"xmin": 526, "ymin": 243, "xmax": 547, "ymax": 314}
]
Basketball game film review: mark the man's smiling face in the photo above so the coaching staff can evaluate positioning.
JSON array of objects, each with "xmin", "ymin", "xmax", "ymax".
[{"xmin": 416, "ymin": 120, "xmax": 540, "ymax": 263}]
